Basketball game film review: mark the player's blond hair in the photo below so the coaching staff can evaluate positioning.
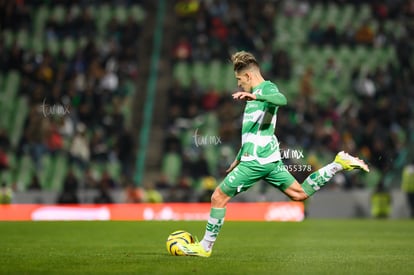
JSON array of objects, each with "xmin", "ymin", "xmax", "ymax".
[{"xmin": 231, "ymin": 51, "xmax": 259, "ymax": 73}]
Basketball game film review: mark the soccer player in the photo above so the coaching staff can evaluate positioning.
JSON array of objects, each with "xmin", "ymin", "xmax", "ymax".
[{"xmin": 179, "ymin": 51, "xmax": 369, "ymax": 257}]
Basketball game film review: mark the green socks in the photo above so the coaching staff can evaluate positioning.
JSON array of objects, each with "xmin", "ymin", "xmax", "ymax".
[
  {"xmin": 302, "ymin": 162, "xmax": 343, "ymax": 196},
  {"xmin": 200, "ymin": 208, "xmax": 226, "ymax": 251}
]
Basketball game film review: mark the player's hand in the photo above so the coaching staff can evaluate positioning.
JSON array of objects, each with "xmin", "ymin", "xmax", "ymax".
[
  {"xmin": 226, "ymin": 159, "xmax": 240, "ymax": 173},
  {"xmin": 232, "ymin": 91, "xmax": 256, "ymax": 101}
]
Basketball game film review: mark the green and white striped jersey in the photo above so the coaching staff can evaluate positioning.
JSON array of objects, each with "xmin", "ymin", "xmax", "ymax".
[{"xmin": 236, "ymin": 81, "xmax": 287, "ymax": 164}]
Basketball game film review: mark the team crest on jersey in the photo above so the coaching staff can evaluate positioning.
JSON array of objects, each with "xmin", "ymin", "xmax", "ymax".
[
  {"xmin": 253, "ymin": 89, "xmax": 263, "ymax": 95},
  {"xmin": 246, "ymin": 101, "xmax": 259, "ymax": 108}
]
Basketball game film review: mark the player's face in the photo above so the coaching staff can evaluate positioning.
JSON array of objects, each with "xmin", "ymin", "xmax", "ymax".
[{"xmin": 235, "ymin": 71, "xmax": 251, "ymax": 92}]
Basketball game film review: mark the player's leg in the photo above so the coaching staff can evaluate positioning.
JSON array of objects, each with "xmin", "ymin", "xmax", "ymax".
[
  {"xmin": 264, "ymin": 161, "xmax": 308, "ymax": 201},
  {"xmin": 198, "ymin": 187, "xmax": 229, "ymax": 253},
  {"xmin": 300, "ymin": 151, "xmax": 369, "ymax": 196},
  {"xmin": 283, "ymin": 180, "xmax": 309, "ymax": 201},
  {"xmin": 179, "ymin": 161, "xmax": 267, "ymax": 257},
  {"xmin": 201, "ymin": 161, "xmax": 263, "ymax": 252},
  {"xmin": 282, "ymin": 160, "xmax": 345, "ymax": 200},
  {"xmin": 177, "ymin": 187, "xmax": 230, "ymax": 257},
  {"xmin": 267, "ymin": 151, "xmax": 369, "ymax": 200}
]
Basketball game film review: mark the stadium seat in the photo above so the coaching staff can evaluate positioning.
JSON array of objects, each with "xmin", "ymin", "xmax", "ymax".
[
  {"xmin": 314, "ymin": 81, "xmax": 333, "ymax": 107},
  {"xmin": 288, "ymin": 46, "xmax": 302, "ymax": 64},
  {"xmin": 31, "ymin": 35, "xmax": 44, "ymax": 54},
  {"xmin": 223, "ymin": 65, "xmax": 236, "ymax": 92},
  {"xmin": 1, "ymin": 72, "xmax": 20, "ymax": 131},
  {"xmin": 0, "ymin": 105, "xmax": 11, "ymax": 133},
  {"xmin": 114, "ymin": 5, "xmax": 128, "ymax": 23},
  {"xmin": 274, "ymin": 14, "xmax": 286, "ymax": 31},
  {"xmin": 16, "ymin": 29, "xmax": 29, "ymax": 49},
  {"xmin": 161, "ymin": 152, "xmax": 182, "ymax": 184},
  {"xmin": 180, "ymin": 129, "xmax": 194, "ymax": 149},
  {"xmin": 306, "ymin": 3, "xmax": 323, "ymax": 26},
  {"xmin": 130, "ymin": 5, "xmax": 146, "ymax": 22},
  {"xmin": 205, "ymin": 113, "xmax": 219, "ymax": 130},
  {"xmin": 204, "ymin": 146, "xmax": 219, "ymax": 177},
  {"xmin": 4, "ymin": 71, "xmax": 20, "ymax": 102},
  {"xmin": 61, "ymin": 37, "xmax": 77, "ymax": 59},
  {"xmin": 33, "ymin": 5, "xmax": 49, "ymax": 36},
  {"xmin": 39, "ymin": 154, "xmax": 52, "ymax": 189},
  {"xmin": 46, "ymin": 38, "xmax": 60, "ymax": 56},
  {"xmin": 0, "ymin": 86, "xmax": 7, "ymax": 129},
  {"xmin": 50, "ymin": 5, "xmax": 66, "ymax": 23},
  {"xmin": 192, "ymin": 62, "xmax": 208, "ymax": 88},
  {"xmin": 207, "ymin": 60, "xmax": 222, "ymax": 90},
  {"xmin": 323, "ymin": 3, "xmax": 340, "ymax": 27},
  {"xmin": 16, "ymin": 155, "xmax": 34, "ymax": 191},
  {"xmin": 0, "ymin": 74, "xmax": 3, "ymax": 100},
  {"xmin": 383, "ymin": 46, "xmax": 397, "ymax": 65},
  {"xmin": 320, "ymin": 46, "xmax": 334, "ymax": 61},
  {"xmin": 107, "ymin": 160, "xmax": 121, "ymax": 179},
  {"xmin": 289, "ymin": 18, "xmax": 307, "ymax": 44},
  {"xmin": 337, "ymin": 46, "xmax": 352, "ymax": 66},
  {"xmin": 123, "ymin": 79, "xmax": 136, "ymax": 96},
  {"xmin": 9, "ymin": 97, "xmax": 28, "ymax": 149},
  {"xmin": 70, "ymin": 162, "xmax": 83, "ymax": 181},
  {"xmin": 353, "ymin": 45, "xmax": 369, "ymax": 67},
  {"xmin": 173, "ymin": 62, "xmax": 191, "ymax": 87},
  {"xmin": 90, "ymin": 162, "xmax": 105, "ymax": 179},
  {"xmin": 85, "ymin": 5, "xmax": 96, "ymax": 18},
  {"xmin": 0, "ymin": 152, "xmax": 15, "ymax": 185},
  {"xmin": 49, "ymin": 153, "xmax": 68, "ymax": 191},
  {"xmin": 3, "ymin": 29, "xmax": 14, "ymax": 49},
  {"xmin": 1, "ymin": 170, "xmax": 12, "ymax": 186},
  {"xmin": 357, "ymin": 4, "xmax": 372, "ymax": 23},
  {"xmin": 304, "ymin": 46, "xmax": 320, "ymax": 65},
  {"xmin": 70, "ymin": 5, "xmax": 81, "ymax": 18},
  {"xmin": 96, "ymin": 4, "xmax": 112, "ymax": 34}
]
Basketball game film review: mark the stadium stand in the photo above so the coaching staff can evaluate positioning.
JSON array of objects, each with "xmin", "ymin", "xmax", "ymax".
[
  {"xmin": 163, "ymin": 0, "xmax": 413, "ymax": 202},
  {"xmin": 0, "ymin": 0, "xmax": 413, "ymax": 204},
  {"xmin": 0, "ymin": 0, "xmax": 147, "ymax": 197}
]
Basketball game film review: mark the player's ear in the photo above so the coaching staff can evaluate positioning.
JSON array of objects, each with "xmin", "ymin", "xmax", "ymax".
[{"xmin": 244, "ymin": 72, "xmax": 251, "ymax": 81}]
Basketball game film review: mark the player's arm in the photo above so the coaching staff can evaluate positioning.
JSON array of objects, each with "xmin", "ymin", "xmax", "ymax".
[
  {"xmin": 226, "ymin": 148, "xmax": 242, "ymax": 173},
  {"xmin": 255, "ymin": 85, "xmax": 287, "ymax": 106},
  {"xmin": 226, "ymin": 159, "xmax": 240, "ymax": 173},
  {"xmin": 255, "ymin": 91, "xmax": 287, "ymax": 106},
  {"xmin": 232, "ymin": 88, "xmax": 287, "ymax": 106}
]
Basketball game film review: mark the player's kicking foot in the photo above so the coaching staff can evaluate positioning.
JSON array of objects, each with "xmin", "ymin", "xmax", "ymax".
[
  {"xmin": 335, "ymin": 151, "xmax": 369, "ymax": 172},
  {"xmin": 178, "ymin": 242, "xmax": 212, "ymax": 258}
]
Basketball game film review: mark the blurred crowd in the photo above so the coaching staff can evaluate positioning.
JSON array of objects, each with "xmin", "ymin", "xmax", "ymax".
[
  {"xmin": 0, "ymin": 0, "xmax": 413, "ymax": 204},
  {"xmin": 0, "ymin": 0, "xmax": 142, "ymax": 203},
  {"xmin": 155, "ymin": 0, "xmax": 414, "ymax": 203}
]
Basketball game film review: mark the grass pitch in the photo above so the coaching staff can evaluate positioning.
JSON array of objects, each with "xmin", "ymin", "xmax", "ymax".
[{"xmin": 0, "ymin": 220, "xmax": 413, "ymax": 275}]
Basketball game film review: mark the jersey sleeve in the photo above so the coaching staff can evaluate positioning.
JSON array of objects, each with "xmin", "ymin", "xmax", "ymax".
[
  {"xmin": 255, "ymin": 83, "xmax": 287, "ymax": 106},
  {"xmin": 236, "ymin": 147, "xmax": 242, "ymax": 161}
]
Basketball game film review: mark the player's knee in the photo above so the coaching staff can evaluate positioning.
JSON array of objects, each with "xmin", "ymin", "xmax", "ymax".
[
  {"xmin": 290, "ymin": 192, "xmax": 308, "ymax": 202},
  {"xmin": 211, "ymin": 188, "xmax": 223, "ymax": 205},
  {"xmin": 211, "ymin": 187, "xmax": 230, "ymax": 208},
  {"xmin": 284, "ymin": 186, "xmax": 308, "ymax": 201}
]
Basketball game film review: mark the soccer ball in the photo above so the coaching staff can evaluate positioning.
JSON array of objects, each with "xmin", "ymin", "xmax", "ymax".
[{"xmin": 166, "ymin": 230, "xmax": 194, "ymax": 256}]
